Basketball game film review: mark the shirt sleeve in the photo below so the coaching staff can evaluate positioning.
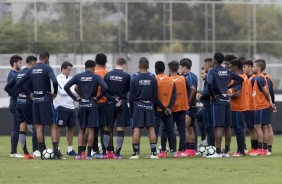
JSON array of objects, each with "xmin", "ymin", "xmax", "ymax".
[
  {"xmin": 16, "ymin": 69, "xmax": 31, "ymax": 95},
  {"xmin": 267, "ymin": 78, "xmax": 275, "ymax": 103},
  {"xmin": 228, "ymin": 71, "xmax": 243, "ymax": 89},
  {"xmin": 207, "ymin": 70, "xmax": 215, "ymax": 98},
  {"xmin": 64, "ymin": 76, "xmax": 78, "ymax": 101},
  {"xmin": 257, "ymin": 76, "xmax": 266, "ymax": 91},
  {"xmin": 168, "ymin": 83, "xmax": 176, "ymax": 109},
  {"xmin": 4, "ymin": 75, "xmax": 18, "ymax": 97},
  {"xmin": 129, "ymin": 79, "xmax": 135, "ymax": 116},
  {"xmin": 47, "ymin": 66, "xmax": 58, "ymax": 94},
  {"xmin": 96, "ymin": 76, "xmax": 108, "ymax": 101}
]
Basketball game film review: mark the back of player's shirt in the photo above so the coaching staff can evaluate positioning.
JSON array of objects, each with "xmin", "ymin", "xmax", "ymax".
[
  {"xmin": 129, "ymin": 73, "xmax": 158, "ymax": 113},
  {"xmin": 156, "ymin": 74, "xmax": 174, "ymax": 112},
  {"xmin": 104, "ymin": 69, "xmax": 131, "ymax": 100},
  {"xmin": 228, "ymin": 73, "xmax": 249, "ymax": 111},
  {"xmin": 252, "ymin": 74, "xmax": 271, "ymax": 110},
  {"xmin": 184, "ymin": 72, "xmax": 198, "ymax": 107},
  {"xmin": 94, "ymin": 67, "xmax": 108, "ymax": 103},
  {"xmin": 26, "ymin": 63, "xmax": 57, "ymax": 103},
  {"xmin": 170, "ymin": 75, "xmax": 189, "ymax": 112},
  {"xmin": 207, "ymin": 66, "xmax": 241, "ymax": 98},
  {"xmin": 15, "ymin": 68, "xmax": 32, "ymax": 104}
]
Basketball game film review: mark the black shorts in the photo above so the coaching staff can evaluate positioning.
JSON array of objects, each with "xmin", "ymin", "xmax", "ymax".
[
  {"xmin": 187, "ymin": 106, "xmax": 197, "ymax": 127},
  {"xmin": 56, "ymin": 106, "xmax": 76, "ymax": 128},
  {"xmin": 243, "ymin": 111, "xmax": 255, "ymax": 129},
  {"xmin": 232, "ymin": 111, "xmax": 245, "ymax": 130},
  {"xmin": 106, "ymin": 100, "xmax": 130, "ymax": 128},
  {"xmin": 33, "ymin": 102, "xmax": 56, "ymax": 125},
  {"xmin": 97, "ymin": 102, "xmax": 107, "ymax": 126},
  {"xmin": 172, "ymin": 111, "xmax": 186, "ymax": 126},
  {"xmin": 132, "ymin": 110, "xmax": 156, "ymax": 129},
  {"xmin": 203, "ymin": 106, "xmax": 213, "ymax": 128},
  {"xmin": 17, "ymin": 103, "xmax": 33, "ymax": 125},
  {"xmin": 254, "ymin": 108, "xmax": 271, "ymax": 125},
  {"xmin": 78, "ymin": 107, "xmax": 99, "ymax": 128},
  {"xmin": 211, "ymin": 101, "xmax": 232, "ymax": 127}
]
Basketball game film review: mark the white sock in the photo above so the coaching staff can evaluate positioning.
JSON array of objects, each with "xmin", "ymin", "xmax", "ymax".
[{"xmin": 68, "ymin": 146, "xmax": 73, "ymax": 153}]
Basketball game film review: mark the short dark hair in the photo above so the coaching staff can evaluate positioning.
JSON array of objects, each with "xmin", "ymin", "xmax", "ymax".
[
  {"xmin": 214, "ymin": 52, "xmax": 225, "ymax": 64},
  {"xmin": 61, "ymin": 61, "xmax": 73, "ymax": 71},
  {"xmin": 243, "ymin": 60, "xmax": 253, "ymax": 67},
  {"xmin": 238, "ymin": 56, "xmax": 245, "ymax": 62},
  {"xmin": 224, "ymin": 54, "xmax": 237, "ymax": 62},
  {"xmin": 168, "ymin": 60, "xmax": 179, "ymax": 73},
  {"xmin": 155, "ymin": 61, "xmax": 165, "ymax": 73},
  {"xmin": 85, "ymin": 60, "xmax": 96, "ymax": 68},
  {"xmin": 254, "ymin": 59, "xmax": 266, "ymax": 71},
  {"xmin": 116, "ymin": 58, "xmax": 126, "ymax": 66},
  {"xmin": 230, "ymin": 59, "xmax": 243, "ymax": 71},
  {"xmin": 26, "ymin": 56, "xmax": 37, "ymax": 64},
  {"xmin": 10, "ymin": 55, "xmax": 22, "ymax": 67},
  {"xmin": 95, "ymin": 53, "xmax": 107, "ymax": 66},
  {"xmin": 39, "ymin": 51, "xmax": 50, "ymax": 60},
  {"xmin": 204, "ymin": 58, "xmax": 212, "ymax": 62},
  {"xmin": 139, "ymin": 57, "xmax": 149, "ymax": 69},
  {"xmin": 180, "ymin": 58, "xmax": 192, "ymax": 70}
]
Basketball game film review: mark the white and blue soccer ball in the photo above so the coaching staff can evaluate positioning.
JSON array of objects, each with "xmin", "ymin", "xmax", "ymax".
[
  {"xmin": 157, "ymin": 146, "xmax": 169, "ymax": 154},
  {"xmin": 198, "ymin": 146, "xmax": 207, "ymax": 156},
  {"xmin": 206, "ymin": 146, "xmax": 216, "ymax": 156},
  {"xmin": 42, "ymin": 148, "xmax": 54, "ymax": 160}
]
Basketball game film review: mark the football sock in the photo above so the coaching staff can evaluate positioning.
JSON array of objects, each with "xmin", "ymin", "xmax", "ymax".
[
  {"xmin": 185, "ymin": 143, "xmax": 189, "ymax": 150},
  {"xmin": 93, "ymin": 128, "xmax": 99, "ymax": 152},
  {"xmin": 116, "ymin": 131, "xmax": 124, "ymax": 155},
  {"xmin": 262, "ymin": 143, "xmax": 267, "ymax": 150},
  {"xmin": 103, "ymin": 131, "xmax": 111, "ymax": 151},
  {"xmin": 67, "ymin": 146, "xmax": 73, "ymax": 153},
  {"xmin": 132, "ymin": 144, "xmax": 140, "ymax": 155},
  {"xmin": 257, "ymin": 142, "xmax": 263, "ymax": 149},
  {"xmin": 78, "ymin": 146, "xmax": 83, "ymax": 155},
  {"xmin": 251, "ymin": 140, "xmax": 257, "ymax": 149},
  {"xmin": 38, "ymin": 142, "xmax": 45, "ymax": 159},
  {"xmin": 216, "ymin": 148, "xmax": 221, "ymax": 154},
  {"xmin": 267, "ymin": 145, "xmax": 272, "ymax": 152},
  {"xmin": 224, "ymin": 146, "xmax": 230, "ymax": 153},
  {"xmin": 19, "ymin": 131, "xmax": 29, "ymax": 155},
  {"xmin": 190, "ymin": 143, "xmax": 195, "ymax": 150},
  {"xmin": 87, "ymin": 146, "xmax": 92, "ymax": 157},
  {"xmin": 150, "ymin": 143, "xmax": 157, "ymax": 155}
]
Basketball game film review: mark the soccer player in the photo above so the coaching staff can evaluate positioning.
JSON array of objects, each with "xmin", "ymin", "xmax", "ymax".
[
  {"xmin": 228, "ymin": 59, "xmax": 248, "ymax": 156},
  {"xmin": 102, "ymin": 58, "xmax": 131, "ymax": 159},
  {"xmin": 242, "ymin": 60, "xmax": 257, "ymax": 154},
  {"xmin": 200, "ymin": 58, "xmax": 215, "ymax": 146},
  {"xmin": 206, "ymin": 52, "xmax": 243, "ymax": 158},
  {"xmin": 223, "ymin": 54, "xmax": 237, "ymax": 70},
  {"xmin": 53, "ymin": 62, "xmax": 77, "ymax": 156},
  {"xmin": 179, "ymin": 58, "xmax": 197, "ymax": 156},
  {"xmin": 5, "ymin": 56, "xmax": 37, "ymax": 159},
  {"xmin": 263, "ymin": 73, "xmax": 275, "ymax": 155},
  {"xmin": 64, "ymin": 60, "xmax": 108, "ymax": 159},
  {"xmin": 167, "ymin": 60, "xmax": 194, "ymax": 157},
  {"xmin": 251, "ymin": 59, "xmax": 276, "ymax": 156},
  {"xmin": 129, "ymin": 57, "xmax": 158, "ymax": 159},
  {"xmin": 93, "ymin": 53, "xmax": 108, "ymax": 157},
  {"xmin": 17, "ymin": 51, "xmax": 61, "ymax": 159},
  {"xmin": 6, "ymin": 55, "xmax": 23, "ymax": 158},
  {"xmin": 154, "ymin": 61, "xmax": 177, "ymax": 158}
]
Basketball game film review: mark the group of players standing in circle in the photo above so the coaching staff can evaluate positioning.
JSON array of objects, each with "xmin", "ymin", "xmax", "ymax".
[{"xmin": 5, "ymin": 51, "xmax": 276, "ymax": 160}]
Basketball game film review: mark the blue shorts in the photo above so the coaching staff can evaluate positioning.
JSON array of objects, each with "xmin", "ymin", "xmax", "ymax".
[
  {"xmin": 78, "ymin": 107, "xmax": 99, "ymax": 128},
  {"xmin": 187, "ymin": 106, "xmax": 197, "ymax": 127},
  {"xmin": 203, "ymin": 106, "xmax": 213, "ymax": 128},
  {"xmin": 17, "ymin": 103, "xmax": 33, "ymax": 125},
  {"xmin": 254, "ymin": 108, "xmax": 271, "ymax": 125},
  {"xmin": 232, "ymin": 111, "xmax": 245, "ymax": 130},
  {"xmin": 132, "ymin": 109, "xmax": 155, "ymax": 129},
  {"xmin": 97, "ymin": 102, "xmax": 107, "ymax": 126},
  {"xmin": 243, "ymin": 111, "xmax": 255, "ymax": 129},
  {"xmin": 33, "ymin": 102, "xmax": 56, "ymax": 125},
  {"xmin": 56, "ymin": 106, "xmax": 76, "ymax": 128},
  {"xmin": 211, "ymin": 100, "xmax": 232, "ymax": 127},
  {"xmin": 106, "ymin": 100, "xmax": 130, "ymax": 128}
]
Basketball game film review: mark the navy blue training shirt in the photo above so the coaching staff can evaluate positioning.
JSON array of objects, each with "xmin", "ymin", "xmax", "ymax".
[
  {"xmin": 207, "ymin": 65, "xmax": 243, "ymax": 99},
  {"xmin": 64, "ymin": 70, "xmax": 108, "ymax": 108},
  {"xmin": 104, "ymin": 69, "xmax": 131, "ymax": 102},
  {"xmin": 129, "ymin": 72, "xmax": 158, "ymax": 114},
  {"xmin": 5, "ymin": 68, "xmax": 32, "ymax": 104},
  {"xmin": 184, "ymin": 72, "xmax": 198, "ymax": 107},
  {"xmin": 132, "ymin": 71, "xmax": 155, "ymax": 78},
  {"xmin": 17, "ymin": 62, "xmax": 58, "ymax": 103},
  {"xmin": 7, "ymin": 70, "xmax": 18, "ymax": 100}
]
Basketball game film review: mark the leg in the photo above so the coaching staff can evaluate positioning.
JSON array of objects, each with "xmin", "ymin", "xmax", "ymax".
[
  {"xmin": 132, "ymin": 128, "xmax": 141, "ymax": 155},
  {"xmin": 214, "ymin": 127, "xmax": 222, "ymax": 154},
  {"xmin": 147, "ymin": 126, "xmax": 157, "ymax": 155},
  {"xmin": 116, "ymin": 127, "xmax": 125, "ymax": 156},
  {"xmin": 163, "ymin": 115, "xmax": 176, "ymax": 152},
  {"xmin": 77, "ymin": 128, "xmax": 86, "ymax": 156},
  {"xmin": 87, "ymin": 127, "xmax": 94, "ymax": 157},
  {"xmin": 32, "ymin": 126, "xmax": 38, "ymax": 152},
  {"xmin": 267, "ymin": 124, "xmax": 273, "ymax": 153},
  {"xmin": 19, "ymin": 122, "xmax": 29, "ymax": 155}
]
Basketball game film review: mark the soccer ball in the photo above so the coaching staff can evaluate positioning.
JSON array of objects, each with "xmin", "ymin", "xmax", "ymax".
[
  {"xmin": 42, "ymin": 149, "xmax": 54, "ymax": 160},
  {"xmin": 206, "ymin": 146, "xmax": 216, "ymax": 156},
  {"xmin": 157, "ymin": 146, "xmax": 169, "ymax": 154},
  {"xmin": 198, "ymin": 146, "xmax": 207, "ymax": 156}
]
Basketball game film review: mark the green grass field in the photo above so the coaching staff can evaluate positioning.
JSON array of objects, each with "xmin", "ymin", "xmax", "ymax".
[{"xmin": 0, "ymin": 135, "xmax": 281, "ymax": 184}]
